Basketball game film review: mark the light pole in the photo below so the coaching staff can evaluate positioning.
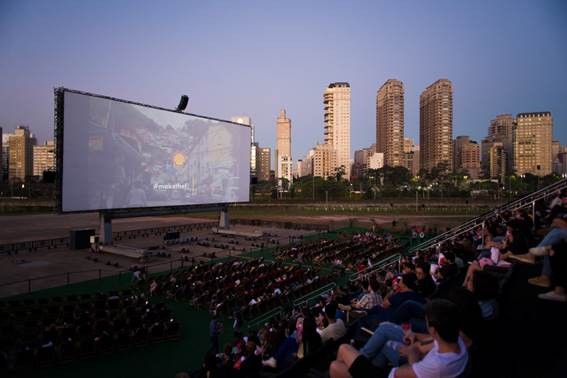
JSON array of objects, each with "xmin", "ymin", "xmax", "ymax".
[
  {"xmin": 312, "ymin": 174, "xmax": 315, "ymax": 201},
  {"xmin": 415, "ymin": 186, "xmax": 421, "ymax": 212}
]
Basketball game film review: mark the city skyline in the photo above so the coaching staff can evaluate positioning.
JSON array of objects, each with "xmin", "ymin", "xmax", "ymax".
[{"xmin": 1, "ymin": 1, "xmax": 566, "ymax": 160}]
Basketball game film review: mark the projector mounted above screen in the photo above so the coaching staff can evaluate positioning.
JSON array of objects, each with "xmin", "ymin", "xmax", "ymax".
[{"xmin": 55, "ymin": 88, "xmax": 250, "ymax": 213}]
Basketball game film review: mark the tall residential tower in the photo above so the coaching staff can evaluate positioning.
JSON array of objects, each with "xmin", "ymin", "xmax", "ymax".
[
  {"xmin": 324, "ymin": 82, "xmax": 351, "ymax": 179},
  {"xmin": 420, "ymin": 79, "xmax": 453, "ymax": 172},
  {"xmin": 513, "ymin": 112, "xmax": 553, "ymax": 176},
  {"xmin": 376, "ymin": 79, "xmax": 404, "ymax": 167}
]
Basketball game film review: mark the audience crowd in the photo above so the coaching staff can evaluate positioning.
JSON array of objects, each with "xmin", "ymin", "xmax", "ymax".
[
  {"xmin": 275, "ymin": 232, "xmax": 402, "ymax": 271},
  {"xmin": 147, "ymin": 258, "xmax": 336, "ymax": 320},
  {"xmin": 3, "ymin": 185, "xmax": 567, "ymax": 377},
  {"xmin": 0, "ymin": 291, "xmax": 180, "ymax": 370},
  {"xmin": 196, "ymin": 187, "xmax": 567, "ymax": 378}
]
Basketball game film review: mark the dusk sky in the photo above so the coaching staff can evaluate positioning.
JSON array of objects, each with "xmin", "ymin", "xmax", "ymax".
[{"xmin": 1, "ymin": 0, "xmax": 566, "ymax": 161}]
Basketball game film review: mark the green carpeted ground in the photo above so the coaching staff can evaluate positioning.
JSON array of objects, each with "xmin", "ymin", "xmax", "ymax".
[
  {"xmin": 8, "ymin": 274, "xmax": 233, "ymax": 378},
  {"xmin": 3, "ymin": 226, "xmax": 420, "ymax": 378}
]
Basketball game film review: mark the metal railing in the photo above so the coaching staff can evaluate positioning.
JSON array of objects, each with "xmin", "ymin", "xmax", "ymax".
[
  {"xmin": 350, "ymin": 253, "xmax": 402, "ymax": 282},
  {"xmin": 292, "ymin": 282, "xmax": 336, "ymax": 308},
  {"xmin": 247, "ymin": 306, "xmax": 285, "ymax": 330},
  {"xmin": 348, "ymin": 178, "xmax": 567, "ymax": 282},
  {"xmin": 408, "ymin": 178, "xmax": 567, "ymax": 254}
]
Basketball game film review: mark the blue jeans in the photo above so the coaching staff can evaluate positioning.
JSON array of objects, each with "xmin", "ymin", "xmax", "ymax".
[
  {"xmin": 360, "ymin": 322, "xmax": 404, "ymax": 368},
  {"xmin": 538, "ymin": 228, "xmax": 567, "ymax": 276}
]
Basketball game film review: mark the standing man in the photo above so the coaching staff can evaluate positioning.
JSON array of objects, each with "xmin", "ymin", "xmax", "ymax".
[{"xmin": 209, "ymin": 311, "xmax": 223, "ymax": 354}]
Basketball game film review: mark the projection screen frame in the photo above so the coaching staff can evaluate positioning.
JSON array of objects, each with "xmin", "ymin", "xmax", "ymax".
[{"xmin": 54, "ymin": 87, "xmax": 251, "ymax": 215}]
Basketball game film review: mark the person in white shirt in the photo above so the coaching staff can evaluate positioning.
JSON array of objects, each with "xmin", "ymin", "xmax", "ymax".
[
  {"xmin": 330, "ymin": 299, "xmax": 468, "ymax": 378},
  {"xmin": 320, "ymin": 302, "xmax": 347, "ymax": 343}
]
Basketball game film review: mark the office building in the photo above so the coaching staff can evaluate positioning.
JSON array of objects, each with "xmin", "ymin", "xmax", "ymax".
[
  {"xmin": 8, "ymin": 126, "xmax": 34, "ymax": 182},
  {"xmin": 33, "ymin": 140, "xmax": 56, "ymax": 177},
  {"xmin": 257, "ymin": 147, "xmax": 271, "ymax": 182},
  {"xmin": 275, "ymin": 109, "xmax": 292, "ymax": 185}
]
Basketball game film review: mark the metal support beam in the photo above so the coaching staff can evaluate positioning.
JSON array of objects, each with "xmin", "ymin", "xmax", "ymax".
[
  {"xmin": 532, "ymin": 201, "xmax": 536, "ymax": 231},
  {"xmin": 219, "ymin": 206, "xmax": 230, "ymax": 229},
  {"xmin": 100, "ymin": 212, "xmax": 113, "ymax": 246}
]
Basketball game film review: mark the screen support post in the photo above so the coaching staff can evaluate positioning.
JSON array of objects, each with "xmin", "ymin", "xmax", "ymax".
[
  {"xmin": 99, "ymin": 212, "xmax": 113, "ymax": 246},
  {"xmin": 219, "ymin": 205, "xmax": 230, "ymax": 229}
]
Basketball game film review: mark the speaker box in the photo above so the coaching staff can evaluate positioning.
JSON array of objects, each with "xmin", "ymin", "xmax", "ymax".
[
  {"xmin": 164, "ymin": 231, "xmax": 180, "ymax": 241},
  {"xmin": 70, "ymin": 228, "xmax": 96, "ymax": 249}
]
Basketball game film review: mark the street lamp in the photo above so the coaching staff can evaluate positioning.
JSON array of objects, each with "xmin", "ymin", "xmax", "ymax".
[{"xmin": 415, "ymin": 186, "xmax": 421, "ymax": 212}]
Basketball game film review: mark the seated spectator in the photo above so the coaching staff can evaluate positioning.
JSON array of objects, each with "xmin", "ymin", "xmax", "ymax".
[
  {"xmin": 339, "ymin": 279, "xmax": 383, "ymax": 313},
  {"xmin": 415, "ymin": 262, "xmax": 436, "ymax": 298},
  {"xmin": 297, "ymin": 316, "xmax": 322, "ymax": 359},
  {"xmin": 330, "ymin": 299, "xmax": 468, "ymax": 378},
  {"xmin": 535, "ymin": 240, "xmax": 567, "ymax": 302},
  {"xmin": 320, "ymin": 302, "xmax": 347, "ymax": 343},
  {"xmin": 466, "ymin": 270, "xmax": 499, "ymax": 320},
  {"xmin": 509, "ymin": 191, "xmax": 567, "ymax": 288},
  {"xmin": 356, "ymin": 273, "xmax": 425, "ymax": 334},
  {"xmin": 262, "ymin": 319, "xmax": 298, "ymax": 370},
  {"xmin": 462, "ymin": 220, "xmax": 526, "ymax": 288}
]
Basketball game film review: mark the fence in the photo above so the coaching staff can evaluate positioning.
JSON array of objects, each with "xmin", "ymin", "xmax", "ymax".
[
  {"xmin": 0, "ymin": 258, "xmax": 194, "ymax": 298},
  {"xmin": 0, "ymin": 221, "xmax": 217, "ymax": 255}
]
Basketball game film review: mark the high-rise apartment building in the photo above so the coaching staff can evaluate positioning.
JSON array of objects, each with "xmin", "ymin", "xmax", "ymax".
[
  {"xmin": 324, "ymin": 82, "xmax": 351, "ymax": 179},
  {"xmin": 256, "ymin": 147, "xmax": 271, "ymax": 182},
  {"xmin": 368, "ymin": 152, "xmax": 384, "ymax": 170},
  {"xmin": 0, "ymin": 126, "xmax": 2, "ymax": 183},
  {"xmin": 8, "ymin": 126, "xmax": 33, "ymax": 182},
  {"xmin": 376, "ymin": 79, "xmax": 404, "ymax": 167},
  {"xmin": 481, "ymin": 114, "xmax": 514, "ymax": 177},
  {"xmin": 552, "ymin": 140, "xmax": 561, "ymax": 161},
  {"xmin": 352, "ymin": 148, "xmax": 371, "ymax": 180},
  {"xmin": 313, "ymin": 144, "xmax": 337, "ymax": 178},
  {"xmin": 489, "ymin": 142, "xmax": 507, "ymax": 179},
  {"xmin": 296, "ymin": 148, "xmax": 315, "ymax": 178},
  {"xmin": 275, "ymin": 109, "xmax": 292, "ymax": 185},
  {"xmin": 402, "ymin": 138, "xmax": 420, "ymax": 176},
  {"xmin": 1, "ymin": 132, "xmax": 11, "ymax": 182},
  {"xmin": 556, "ymin": 151, "xmax": 567, "ymax": 176},
  {"xmin": 453, "ymin": 136, "xmax": 480, "ymax": 179},
  {"xmin": 33, "ymin": 140, "xmax": 55, "ymax": 177},
  {"xmin": 231, "ymin": 116, "xmax": 256, "ymax": 178},
  {"xmin": 419, "ymin": 79, "xmax": 453, "ymax": 172},
  {"xmin": 352, "ymin": 144, "xmax": 386, "ymax": 179},
  {"xmin": 513, "ymin": 112, "xmax": 553, "ymax": 176}
]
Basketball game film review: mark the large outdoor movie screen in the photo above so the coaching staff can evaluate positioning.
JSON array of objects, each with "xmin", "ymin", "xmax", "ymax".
[{"xmin": 60, "ymin": 90, "xmax": 250, "ymax": 212}]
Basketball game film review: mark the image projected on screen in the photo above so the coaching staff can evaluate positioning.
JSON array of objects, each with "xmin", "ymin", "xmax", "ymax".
[{"xmin": 61, "ymin": 91, "xmax": 250, "ymax": 212}]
